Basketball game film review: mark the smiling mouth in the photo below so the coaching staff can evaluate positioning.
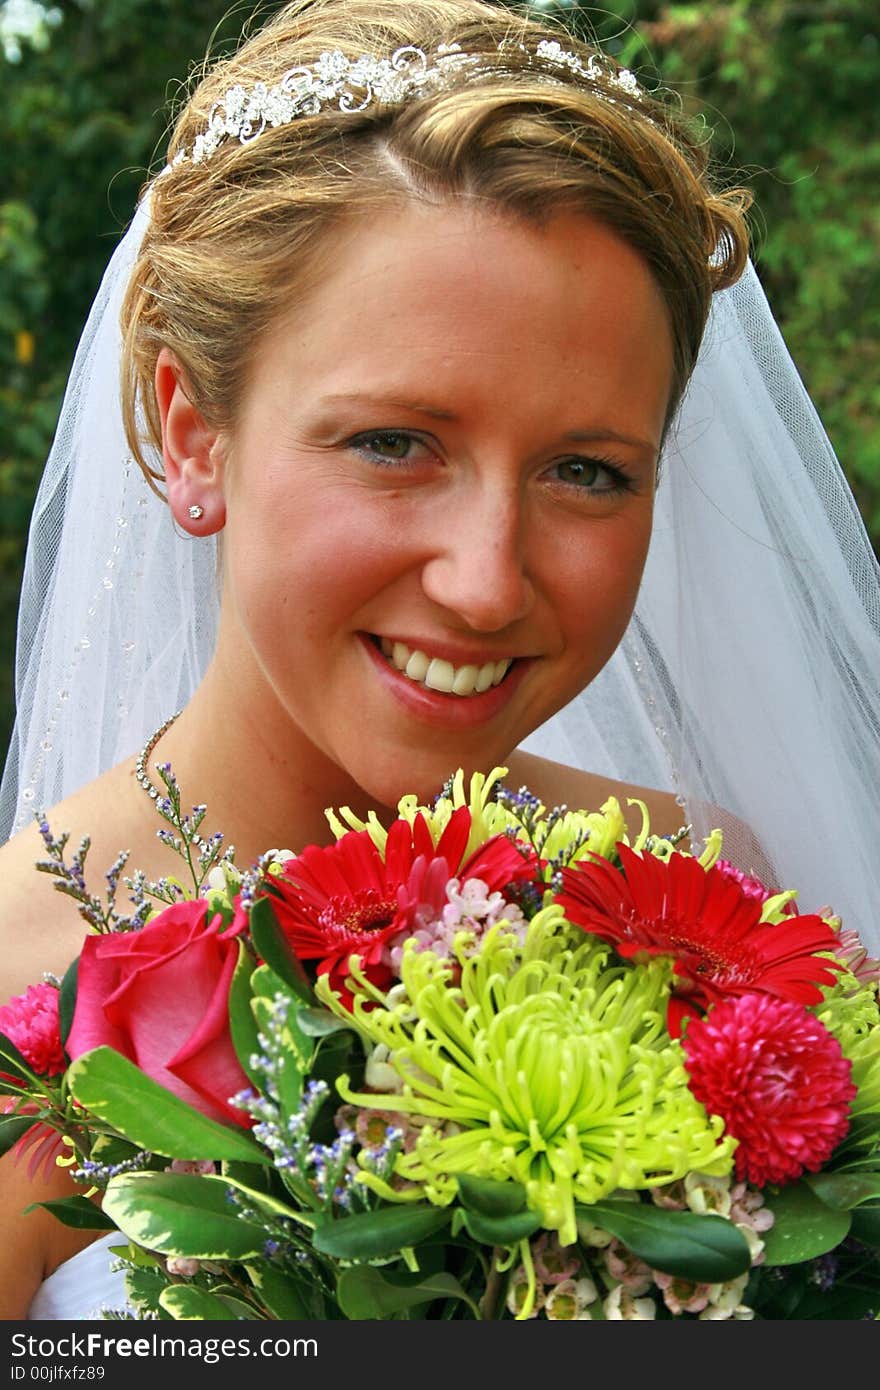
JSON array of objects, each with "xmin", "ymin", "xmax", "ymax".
[{"xmin": 371, "ymin": 636, "xmax": 513, "ymax": 697}]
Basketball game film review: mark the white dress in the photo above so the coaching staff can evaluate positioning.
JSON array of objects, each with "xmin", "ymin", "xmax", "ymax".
[{"xmin": 27, "ymin": 1233, "xmax": 130, "ymax": 1320}]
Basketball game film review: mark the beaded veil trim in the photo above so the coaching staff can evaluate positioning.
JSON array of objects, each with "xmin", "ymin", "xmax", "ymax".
[{"xmin": 175, "ymin": 38, "xmax": 641, "ymax": 166}]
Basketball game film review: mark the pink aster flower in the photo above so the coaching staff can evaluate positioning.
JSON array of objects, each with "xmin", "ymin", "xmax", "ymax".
[
  {"xmin": 682, "ymin": 994, "xmax": 856, "ymax": 1187},
  {"xmin": 0, "ymin": 981, "xmax": 65, "ymax": 1079}
]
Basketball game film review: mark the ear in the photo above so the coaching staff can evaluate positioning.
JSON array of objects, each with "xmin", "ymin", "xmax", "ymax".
[{"xmin": 155, "ymin": 347, "xmax": 226, "ymax": 535}]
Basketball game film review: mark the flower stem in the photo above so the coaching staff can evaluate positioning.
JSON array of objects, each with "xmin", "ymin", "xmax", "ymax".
[{"xmin": 478, "ymin": 1249, "xmax": 507, "ymax": 1320}]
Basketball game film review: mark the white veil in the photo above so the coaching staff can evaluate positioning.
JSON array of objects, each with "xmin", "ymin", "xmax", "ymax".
[{"xmin": 3, "ymin": 193, "xmax": 879, "ymax": 951}]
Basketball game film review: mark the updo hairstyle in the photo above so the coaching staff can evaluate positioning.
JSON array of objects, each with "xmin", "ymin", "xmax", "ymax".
[{"xmin": 121, "ymin": 0, "xmax": 752, "ymax": 488}]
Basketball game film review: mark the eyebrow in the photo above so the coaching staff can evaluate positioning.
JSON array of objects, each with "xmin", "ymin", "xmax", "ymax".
[
  {"xmin": 318, "ymin": 393, "xmax": 658, "ymax": 454},
  {"xmin": 317, "ymin": 392, "xmax": 456, "ymax": 421},
  {"xmin": 564, "ymin": 428, "xmax": 659, "ymax": 455}
]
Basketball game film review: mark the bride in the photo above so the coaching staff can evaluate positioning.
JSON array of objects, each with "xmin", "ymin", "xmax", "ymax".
[{"xmin": 1, "ymin": 0, "xmax": 878, "ymax": 1321}]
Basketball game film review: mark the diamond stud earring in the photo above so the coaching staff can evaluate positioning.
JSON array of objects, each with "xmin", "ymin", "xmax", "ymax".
[{"xmin": 188, "ymin": 504, "xmax": 204, "ymax": 520}]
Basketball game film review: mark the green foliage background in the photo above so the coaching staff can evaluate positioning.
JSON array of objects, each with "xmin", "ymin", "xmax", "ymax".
[{"xmin": 2, "ymin": 0, "xmax": 878, "ymax": 764}]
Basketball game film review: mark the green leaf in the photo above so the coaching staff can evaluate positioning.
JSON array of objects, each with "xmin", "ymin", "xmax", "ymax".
[
  {"xmin": 102, "ymin": 1171, "xmax": 272, "ymax": 1260},
  {"xmin": 760, "ymin": 1182, "xmax": 852, "ymax": 1265},
  {"xmin": 67, "ymin": 1046, "xmax": 268, "ymax": 1164},
  {"xmin": 160, "ymin": 1285, "xmax": 241, "ymax": 1320},
  {"xmin": 850, "ymin": 1203, "xmax": 880, "ymax": 1250},
  {"xmin": 123, "ymin": 1265, "xmax": 176, "ymax": 1320},
  {"xmin": 221, "ymin": 1160, "xmax": 279, "ymax": 1196},
  {"xmin": 580, "ymin": 1200, "xmax": 752, "ymax": 1282},
  {"xmin": 246, "ymin": 1263, "xmax": 314, "ymax": 1319},
  {"xmin": 0, "ymin": 1111, "xmax": 41, "ymax": 1157},
  {"xmin": 58, "ymin": 955, "xmax": 78, "ymax": 1050},
  {"xmin": 295, "ymin": 1007, "xmax": 355, "ymax": 1039},
  {"xmin": 0, "ymin": 1031, "xmax": 35, "ymax": 1084},
  {"xmin": 28, "ymin": 1196, "xmax": 118, "ymax": 1231},
  {"xmin": 250, "ymin": 994, "xmax": 308, "ymax": 1117},
  {"xmin": 248, "ymin": 895, "xmax": 314, "ymax": 1002},
  {"xmin": 337, "ymin": 1265, "xmax": 478, "ymax": 1320},
  {"xmin": 456, "ymin": 1173, "xmax": 528, "ymax": 1217},
  {"xmin": 780, "ymin": 1280, "xmax": 880, "ymax": 1321},
  {"xmin": 833, "ymin": 1113, "xmax": 880, "ymax": 1156},
  {"xmin": 228, "ymin": 940, "xmax": 262, "ymax": 1089},
  {"xmin": 460, "ymin": 1208, "xmax": 542, "ymax": 1246},
  {"xmin": 313, "ymin": 1204, "xmax": 451, "ymax": 1260},
  {"xmin": 806, "ymin": 1171, "xmax": 880, "ymax": 1209}
]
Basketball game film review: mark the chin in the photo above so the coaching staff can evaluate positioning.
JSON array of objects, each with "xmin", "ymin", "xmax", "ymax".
[{"xmin": 347, "ymin": 743, "xmax": 515, "ymax": 818}]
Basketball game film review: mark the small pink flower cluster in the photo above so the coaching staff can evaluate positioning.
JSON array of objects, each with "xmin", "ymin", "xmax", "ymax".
[
  {"xmin": 510, "ymin": 1174, "xmax": 774, "ymax": 1320},
  {"xmin": 507, "ymin": 1233, "xmax": 599, "ymax": 1320},
  {"xmin": 387, "ymin": 876, "xmax": 526, "ymax": 973}
]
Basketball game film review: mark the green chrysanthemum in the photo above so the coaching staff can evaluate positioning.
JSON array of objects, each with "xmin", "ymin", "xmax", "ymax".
[
  {"xmin": 317, "ymin": 908, "xmax": 734, "ymax": 1246},
  {"xmin": 815, "ymin": 974, "xmax": 880, "ymax": 1122},
  {"xmin": 324, "ymin": 765, "xmax": 722, "ymax": 873}
]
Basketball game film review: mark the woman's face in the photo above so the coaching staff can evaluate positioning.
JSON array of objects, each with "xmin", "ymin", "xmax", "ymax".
[{"xmin": 214, "ymin": 200, "xmax": 673, "ymax": 807}]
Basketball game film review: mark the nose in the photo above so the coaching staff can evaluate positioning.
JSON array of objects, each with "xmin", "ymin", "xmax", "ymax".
[{"xmin": 419, "ymin": 487, "xmax": 536, "ymax": 633}]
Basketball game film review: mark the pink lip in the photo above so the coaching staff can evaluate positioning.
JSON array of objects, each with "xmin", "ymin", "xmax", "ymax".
[{"xmin": 359, "ymin": 634, "xmax": 532, "ymax": 728}]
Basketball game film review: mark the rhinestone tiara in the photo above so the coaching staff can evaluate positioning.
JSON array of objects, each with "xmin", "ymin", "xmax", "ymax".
[{"xmin": 173, "ymin": 38, "xmax": 641, "ymax": 167}]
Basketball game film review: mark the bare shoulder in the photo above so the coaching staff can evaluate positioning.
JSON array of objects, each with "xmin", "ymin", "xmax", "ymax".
[
  {"xmin": 504, "ymin": 749, "xmax": 690, "ymax": 843},
  {"xmin": 0, "ymin": 759, "xmax": 149, "ymax": 1005},
  {"xmin": 0, "ymin": 1146, "xmax": 106, "ymax": 1319}
]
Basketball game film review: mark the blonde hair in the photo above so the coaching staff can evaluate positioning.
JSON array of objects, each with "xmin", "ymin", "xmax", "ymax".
[{"xmin": 121, "ymin": 0, "xmax": 751, "ymax": 487}]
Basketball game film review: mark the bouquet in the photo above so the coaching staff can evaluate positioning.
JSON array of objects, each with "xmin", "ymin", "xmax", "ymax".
[{"xmin": 2, "ymin": 767, "xmax": 879, "ymax": 1321}]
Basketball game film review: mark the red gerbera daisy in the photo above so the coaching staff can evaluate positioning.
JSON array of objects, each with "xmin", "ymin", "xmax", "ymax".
[
  {"xmin": 682, "ymin": 993, "xmax": 856, "ymax": 1186},
  {"xmin": 268, "ymin": 806, "xmax": 536, "ymax": 1007},
  {"xmin": 557, "ymin": 845, "xmax": 842, "ymax": 1035}
]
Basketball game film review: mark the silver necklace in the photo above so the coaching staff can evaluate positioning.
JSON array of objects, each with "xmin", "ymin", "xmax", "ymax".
[
  {"xmin": 134, "ymin": 709, "xmax": 181, "ymax": 803},
  {"xmin": 134, "ymin": 709, "xmax": 211, "ymax": 852}
]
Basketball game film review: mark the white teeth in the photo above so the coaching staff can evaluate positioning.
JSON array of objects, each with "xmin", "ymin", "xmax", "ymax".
[
  {"xmin": 376, "ymin": 639, "xmax": 513, "ymax": 697},
  {"xmin": 404, "ymin": 649, "xmax": 430, "ymax": 682},
  {"xmin": 452, "ymin": 664, "xmax": 479, "ymax": 696},
  {"xmin": 474, "ymin": 662, "xmax": 494, "ymax": 693},
  {"xmin": 424, "ymin": 658, "xmax": 455, "ymax": 692}
]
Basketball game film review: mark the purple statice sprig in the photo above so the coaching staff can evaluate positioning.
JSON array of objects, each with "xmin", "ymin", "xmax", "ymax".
[
  {"xmin": 495, "ymin": 783, "xmax": 591, "ymax": 884},
  {"xmin": 71, "ymin": 1147, "xmax": 154, "ymax": 1188},
  {"xmin": 146, "ymin": 760, "xmax": 231, "ymax": 896},
  {"xmin": 33, "ymin": 815, "xmax": 151, "ymax": 934},
  {"xmin": 221, "ymin": 1183, "xmax": 331, "ymax": 1290}
]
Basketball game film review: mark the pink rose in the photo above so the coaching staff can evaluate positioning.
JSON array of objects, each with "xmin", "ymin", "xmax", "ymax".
[
  {"xmin": 0, "ymin": 982, "xmax": 65, "ymax": 1078},
  {"xmin": 67, "ymin": 900, "xmax": 250, "ymax": 1127}
]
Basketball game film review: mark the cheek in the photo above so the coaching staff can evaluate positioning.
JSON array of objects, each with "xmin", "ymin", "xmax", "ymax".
[
  {"xmin": 221, "ymin": 481, "xmax": 408, "ymax": 629},
  {"xmin": 551, "ymin": 512, "xmax": 653, "ymax": 657}
]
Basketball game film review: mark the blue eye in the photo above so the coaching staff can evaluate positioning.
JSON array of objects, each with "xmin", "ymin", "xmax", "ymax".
[{"xmin": 553, "ymin": 456, "xmax": 633, "ymax": 494}]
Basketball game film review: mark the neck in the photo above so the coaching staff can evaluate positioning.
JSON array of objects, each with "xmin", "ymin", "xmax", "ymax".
[{"xmin": 143, "ymin": 668, "xmax": 400, "ymax": 865}]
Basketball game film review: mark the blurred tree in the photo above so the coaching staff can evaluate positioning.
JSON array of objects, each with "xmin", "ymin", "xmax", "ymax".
[
  {"xmin": 1, "ymin": 0, "xmax": 289, "ymax": 758},
  {"xmin": 2, "ymin": 0, "xmax": 877, "ymax": 768}
]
